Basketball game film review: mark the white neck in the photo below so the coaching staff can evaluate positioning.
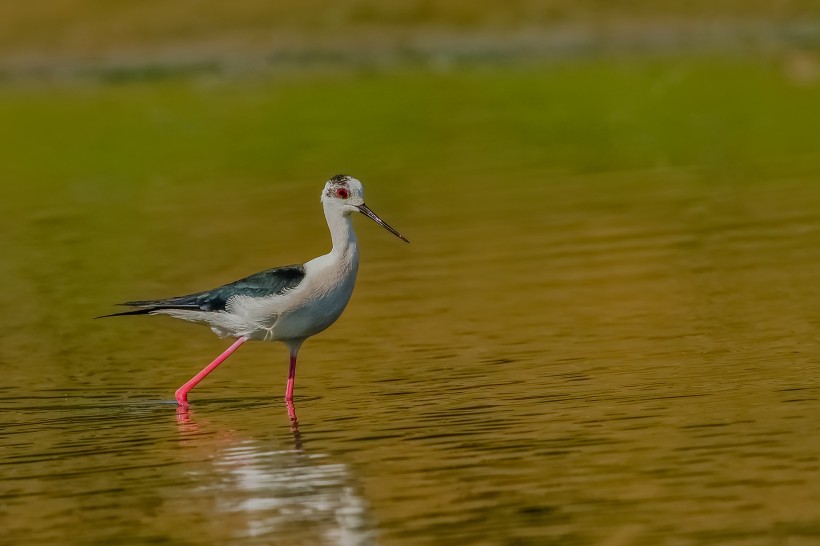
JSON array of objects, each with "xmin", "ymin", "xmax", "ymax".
[{"xmin": 324, "ymin": 203, "xmax": 359, "ymax": 260}]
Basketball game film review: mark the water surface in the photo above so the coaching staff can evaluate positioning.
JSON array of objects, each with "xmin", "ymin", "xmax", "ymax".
[{"xmin": 3, "ymin": 65, "xmax": 820, "ymax": 545}]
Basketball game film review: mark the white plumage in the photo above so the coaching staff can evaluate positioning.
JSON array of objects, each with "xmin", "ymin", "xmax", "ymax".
[{"xmin": 103, "ymin": 175, "xmax": 408, "ymax": 407}]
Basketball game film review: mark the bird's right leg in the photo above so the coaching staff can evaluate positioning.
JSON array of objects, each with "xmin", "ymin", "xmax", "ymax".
[
  {"xmin": 175, "ymin": 336, "xmax": 248, "ymax": 406},
  {"xmin": 284, "ymin": 340, "xmax": 304, "ymax": 403}
]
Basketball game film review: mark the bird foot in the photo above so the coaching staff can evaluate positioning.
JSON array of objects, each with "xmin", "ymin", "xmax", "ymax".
[{"xmin": 175, "ymin": 389, "xmax": 190, "ymax": 407}]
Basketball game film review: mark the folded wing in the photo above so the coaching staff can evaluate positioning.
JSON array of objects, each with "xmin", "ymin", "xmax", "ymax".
[{"xmin": 98, "ymin": 264, "xmax": 306, "ymax": 318}]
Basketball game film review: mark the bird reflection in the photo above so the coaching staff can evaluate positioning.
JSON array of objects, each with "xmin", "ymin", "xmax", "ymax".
[
  {"xmin": 287, "ymin": 399, "xmax": 300, "ymax": 434},
  {"xmin": 286, "ymin": 400, "xmax": 303, "ymax": 448},
  {"xmin": 172, "ymin": 404, "xmax": 374, "ymax": 545},
  {"xmin": 175, "ymin": 404, "xmax": 194, "ymax": 428},
  {"xmin": 176, "ymin": 400, "xmax": 301, "ymax": 436}
]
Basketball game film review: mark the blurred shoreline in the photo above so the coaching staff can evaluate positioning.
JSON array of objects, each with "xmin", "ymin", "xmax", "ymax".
[{"xmin": 2, "ymin": 19, "xmax": 819, "ymax": 85}]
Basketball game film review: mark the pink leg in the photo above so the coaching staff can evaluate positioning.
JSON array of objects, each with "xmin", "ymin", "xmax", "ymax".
[
  {"xmin": 175, "ymin": 337, "xmax": 247, "ymax": 406},
  {"xmin": 284, "ymin": 341, "xmax": 303, "ymax": 402},
  {"xmin": 285, "ymin": 352, "xmax": 297, "ymax": 402}
]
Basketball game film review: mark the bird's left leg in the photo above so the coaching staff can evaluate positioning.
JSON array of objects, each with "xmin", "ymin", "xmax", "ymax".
[{"xmin": 175, "ymin": 337, "xmax": 248, "ymax": 406}]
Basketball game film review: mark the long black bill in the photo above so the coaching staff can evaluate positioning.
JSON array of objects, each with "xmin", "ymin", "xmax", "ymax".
[{"xmin": 357, "ymin": 203, "xmax": 410, "ymax": 243}]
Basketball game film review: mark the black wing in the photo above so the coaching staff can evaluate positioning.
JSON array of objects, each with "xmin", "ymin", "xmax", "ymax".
[{"xmin": 98, "ymin": 264, "xmax": 306, "ymax": 318}]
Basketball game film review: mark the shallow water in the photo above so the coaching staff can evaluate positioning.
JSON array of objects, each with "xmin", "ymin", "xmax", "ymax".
[
  {"xmin": 4, "ymin": 170, "xmax": 820, "ymax": 545},
  {"xmin": 3, "ymin": 65, "xmax": 820, "ymax": 545}
]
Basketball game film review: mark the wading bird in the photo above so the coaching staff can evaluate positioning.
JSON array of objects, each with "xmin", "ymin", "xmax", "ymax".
[{"xmin": 101, "ymin": 175, "xmax": 409, "ymax": 407}]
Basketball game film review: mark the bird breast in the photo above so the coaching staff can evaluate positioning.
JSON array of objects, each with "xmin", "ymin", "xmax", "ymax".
[{"xmin": 269, "ymin": 250, "xmax": 359, "ymax": 341}]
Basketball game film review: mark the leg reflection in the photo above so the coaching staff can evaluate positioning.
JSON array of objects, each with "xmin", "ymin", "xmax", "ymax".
[
  {"xmin": 176, "ymin": 404, "xmax": 196, "ymax": 430},
  {"xmin": 286, "ymin": 398, "xmax": 300, "ymax": 436},
  {"xmin": 176, "ymin": 398, "xmax": 300, "ymax": 438},
  {"xmin": 167, "ymin": 400, "xmax": 372, "ymax": 544}
]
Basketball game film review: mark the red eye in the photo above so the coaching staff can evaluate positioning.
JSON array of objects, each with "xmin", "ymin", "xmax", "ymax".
[{"xmin": 336, "ymin": 187, "xmax": 349, "ymax": 199}]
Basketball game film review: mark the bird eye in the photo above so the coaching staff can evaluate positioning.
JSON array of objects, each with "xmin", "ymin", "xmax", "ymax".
[{"xmin": 335, "ymin": 188, "xmax": 349, "ymax": 199}]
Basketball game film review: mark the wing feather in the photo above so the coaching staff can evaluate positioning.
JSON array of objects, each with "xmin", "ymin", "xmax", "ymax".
[{"xmin": 97, "ymin": 264, "xmax": 306, "ymax": 318}]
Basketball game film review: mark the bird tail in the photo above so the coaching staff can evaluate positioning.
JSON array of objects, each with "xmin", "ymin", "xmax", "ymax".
[{"xmin": 95, "ymin": 297, "xmax": 201, "ymax": 319}]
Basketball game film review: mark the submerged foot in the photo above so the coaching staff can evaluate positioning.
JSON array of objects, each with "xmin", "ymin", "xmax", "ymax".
[{"xmin": 175, "ymin": 389, "xmax": 190, "ymax": 407}]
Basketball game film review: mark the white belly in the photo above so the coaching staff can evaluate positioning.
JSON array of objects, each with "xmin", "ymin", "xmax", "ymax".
[{"xmin": 270, "ymin": 272, "xmax": 356, "ymax": 340}]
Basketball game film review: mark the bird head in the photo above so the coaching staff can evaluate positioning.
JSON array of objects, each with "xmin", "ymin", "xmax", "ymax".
[
  {"xmin": 322, "ymin": 174, "xmax": 365, "ymax": 209},
  {"xmin": 321, "ymin": 174, "xmax": 409, "ymax": 243}
]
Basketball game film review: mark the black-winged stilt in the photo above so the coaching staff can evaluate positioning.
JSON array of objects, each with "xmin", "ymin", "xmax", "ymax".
[{"xmin": 101, "ymin": 175, "xmax": 409, "ymax": 407}]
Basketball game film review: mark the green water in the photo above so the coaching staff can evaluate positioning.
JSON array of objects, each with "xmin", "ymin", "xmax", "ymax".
[{"xmin": 3, "ymin": 60, "xmax": 820, "ymax": 545}]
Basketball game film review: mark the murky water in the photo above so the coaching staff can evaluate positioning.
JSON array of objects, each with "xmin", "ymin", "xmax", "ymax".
[
  {"xmin": 3, "ymin": 61, "xmax": 820, "ymax": 544},
  {"xmin": 3, "ymin": 169, "xmax": 820, "ymax": 545}
]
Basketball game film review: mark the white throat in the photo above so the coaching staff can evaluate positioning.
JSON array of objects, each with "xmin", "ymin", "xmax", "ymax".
[{"xmin": 324, "ymin": 202, "xmax": 359, "ymax": 261}]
